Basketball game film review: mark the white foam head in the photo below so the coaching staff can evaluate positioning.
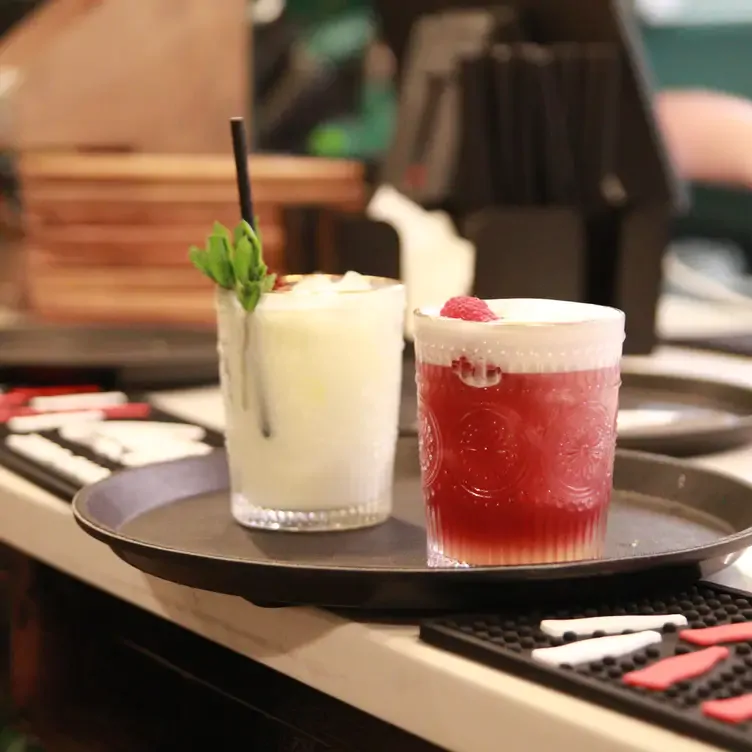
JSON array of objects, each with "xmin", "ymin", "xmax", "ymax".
[
  {"xmin": 413, "ymin": 299, "xmax": 625, "ymax": 373},
  {"xmin": 248, "ymin": 273, "xmax": 403, "ymax": 314}
]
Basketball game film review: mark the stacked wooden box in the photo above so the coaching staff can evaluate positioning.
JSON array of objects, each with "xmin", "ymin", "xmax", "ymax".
[{"xmin": 19, "ymin": 152, "xmax": 365, "ymax": 326}]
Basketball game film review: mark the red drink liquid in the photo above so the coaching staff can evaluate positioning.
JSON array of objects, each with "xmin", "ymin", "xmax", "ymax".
[
  {"xmin": 414, "ymin": 299, "xmax": 624, "ymax": 567},
  {"xmin": 417, "ymin": 360, "xmax": 620, "ymax": 565}
]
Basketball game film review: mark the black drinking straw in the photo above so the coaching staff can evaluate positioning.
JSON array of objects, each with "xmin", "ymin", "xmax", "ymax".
[
  {"xmin": 230, "ymin": 117, "xmax": 255, "ymax": 228},
  {"xmin": 229, "ymin": 116, "xmax": 271, "ymax": 438}
]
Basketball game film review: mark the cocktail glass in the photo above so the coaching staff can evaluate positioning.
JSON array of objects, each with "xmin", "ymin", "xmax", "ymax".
[
  {"xmin": 217, "ymin": 273, "xmax": 405, "ymax": 532},
  {"xmin": 414, "ymin": 298, "xmax": 625, "ymax": 566}
]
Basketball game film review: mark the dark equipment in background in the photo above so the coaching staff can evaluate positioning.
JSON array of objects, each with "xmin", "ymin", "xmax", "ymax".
[
  {"xmin": 302, "ymin": 0, "xmax": 685, "ymax": 355},
  {"xmin": 0, "ymin": 0, "xmax": 44, "ymax": 40},
  {"xmin": 253, "ymin": 10, "xmax": 297, "ymax": 106},
  {"xmin": 253, "ymin": 5, "xmax": 367, "ymax": 154},
  {"xmin": 383, "ymin": 0, "xmax": 683, "ymax": 355},
  {"xmin": 0, "ymin": 325, "xmax": 219, "ymax": 392}
]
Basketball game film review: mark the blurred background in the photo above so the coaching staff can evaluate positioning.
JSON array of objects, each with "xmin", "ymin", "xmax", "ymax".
[
  {"xmin": 0, "ymin": 0, "xmax": 750, "ymax": 346},
  {"xmin": 3, "ymin": 1, "xmax": 752, "ymax": 748}
]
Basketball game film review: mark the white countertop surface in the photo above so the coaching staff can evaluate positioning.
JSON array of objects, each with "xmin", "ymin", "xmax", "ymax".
[{"xmin": 5, "ymin": 305, "xmax": 752, "ymax": 750}]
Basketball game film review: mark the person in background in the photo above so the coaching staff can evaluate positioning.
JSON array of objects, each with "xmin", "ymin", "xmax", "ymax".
[
  {"xmin": 636, "ymin": 0, "xmax": 752, "ymax": 189},
  {"xmin": 657, "ymin": 90, "xmax": 752, "ymax": 190}
]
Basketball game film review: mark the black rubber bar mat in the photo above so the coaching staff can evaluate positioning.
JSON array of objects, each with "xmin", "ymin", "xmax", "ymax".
[
  {"xmin": 0, "ymin": 404, "xmax": 224, "ymax": 502},
  {"xmin": 421, "ymin": 582, "xmax": 752, "ymax": 751}
]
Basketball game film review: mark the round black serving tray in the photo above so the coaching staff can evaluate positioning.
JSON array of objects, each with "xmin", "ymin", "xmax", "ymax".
[
  {"xmin": 73, "ymin": 438, "xmax": 752, "ymax": 611},
  {"xmin": 0, "ymin": 323, "xmax": 218, "ymax": 390},
  {"xmin": 616, "ymin": 370, "xmax": 752, "ymax": 457},
  {"xmin": 399, "ymin": 364, "xmax": 752, "ymax": 458}
]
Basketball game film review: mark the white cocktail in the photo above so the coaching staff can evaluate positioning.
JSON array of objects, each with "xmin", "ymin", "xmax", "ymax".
[{"xmin": 217, "ymin": 272, "xmax": 405, "ymax": 531}]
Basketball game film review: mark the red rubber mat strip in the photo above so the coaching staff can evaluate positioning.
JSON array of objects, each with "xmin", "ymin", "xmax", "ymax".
[
  {"xmin": 680, "ymin": 622, "xmax": 752, "ymax": 646},
  {"xmin": 703, "ymin": 694, "xmax": 752, "ymax": 724},
  {"xmin": 623, "ymin": 647, "xmax": 729, "ymax": 690}
]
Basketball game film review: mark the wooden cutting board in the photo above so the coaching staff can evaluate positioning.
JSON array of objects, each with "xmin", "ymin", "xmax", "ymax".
[{"xmin": 20, "ymin": 151, "xmax": 365, "ymax": 326}]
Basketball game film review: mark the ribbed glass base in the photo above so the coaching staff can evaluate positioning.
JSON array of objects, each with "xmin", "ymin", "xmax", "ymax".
[
  {"xmin": 231, "ymin": 493, "xmax": 392, "ymax": 532},
  {"xmin": 426, "ymin": 505, "xmax": 606, "ymax": 566},
  {"xmin": 426, "ymin": 540, "xmax": 602, "ymax": 568}
]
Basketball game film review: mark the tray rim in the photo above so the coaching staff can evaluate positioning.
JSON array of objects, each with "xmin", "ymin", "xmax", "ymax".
[
  {"xmin": 615, "ymin": 368, "xmax": 752, "ymax": 457},
  {"xmin": 72, "ymin": 447, "xmax": 752, "ymax": 581},
  {"xmin": 619, "ymin": 368, "xmax": 752, "ymax": 433},
  {"xmin": 401, "ymin": 360, "xmax": 752, "ymax": 456}
]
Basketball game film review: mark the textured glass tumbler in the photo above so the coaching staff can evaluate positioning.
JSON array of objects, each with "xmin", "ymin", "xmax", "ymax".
[
  {"xmin": 217, "ymin": 276, "xmax": 405, "ymax": 532},
  {"xmin": 414, "ymin": 299, "xmax": 625, "ymax": 566}
]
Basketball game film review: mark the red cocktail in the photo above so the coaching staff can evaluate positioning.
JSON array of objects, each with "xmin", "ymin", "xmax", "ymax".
[{"xmin": 414, "ymin": 297, "xmax": 625, "ymax": 566}]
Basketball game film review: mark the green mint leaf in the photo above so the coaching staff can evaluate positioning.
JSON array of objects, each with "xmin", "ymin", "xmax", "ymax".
[
  {"xmin": 190, "ymin": 219, "xmax": 275, "ymax": 311},
  {"xmin": 213, "ymin": 221, "xmax": 233, "ymax": 246},
  {"xmin": 232, "ymin": 220, "xmax": 266, "ymax": 277},
  {"xmin": 188, "ymin": 245, "xmax": 211, "ymax": 276},
  {"xmin": 247, "ymin": 230, "xmax": 263, "ymax": 272},
  {"xmin": 207, "ymin": 234, "xmax": 234, "ymax": 288},
  {"xmin": 261, "ymin": 273, "xmax": 277, "ymax": 293},
  {"xmin": 233, "ymin": 219, "xmax": 254, "ymax": 246},
  {"xmin": 254, "ymin": 260, "xmax": 268, "ymax": 282},
  {"xmin": 208, "ymin": 231, "xmax": 232, "ymax": 258},
  {"xmin": 232, "ymin": 235, "xmax": 253, "ymax": 285},
  {"xmin": 238, "ymin": 282, "xmax": 261, "ymax": 312}
]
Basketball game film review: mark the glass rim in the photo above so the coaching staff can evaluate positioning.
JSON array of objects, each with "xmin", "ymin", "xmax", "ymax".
[
  {"xmin": 273, "ymin": 273, "xmax": 404, "ymax": 295},
  {"xmin": 414, "ymin": 298, "xmax": 624, "ymax": 329}
]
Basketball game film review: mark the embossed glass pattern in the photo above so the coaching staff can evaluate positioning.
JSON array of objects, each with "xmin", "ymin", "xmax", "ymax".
[
  {"xmin": 414, "ymin": 299, "xmax": 625, "ymax": 566},
  {"xmin": 217, "ymin": 276, "xmax": 405, "ymax": 532}
]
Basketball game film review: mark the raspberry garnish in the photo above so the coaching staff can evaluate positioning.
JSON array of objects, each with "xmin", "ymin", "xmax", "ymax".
[{"xmin": 440, "ymin": 296, "xmax": 498, "ymax": 322}]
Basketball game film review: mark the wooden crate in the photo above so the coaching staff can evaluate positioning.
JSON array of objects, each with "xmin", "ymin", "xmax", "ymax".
[{"xmin": 20, "ymin": 152, "xmax": 365, "ymax": 325}]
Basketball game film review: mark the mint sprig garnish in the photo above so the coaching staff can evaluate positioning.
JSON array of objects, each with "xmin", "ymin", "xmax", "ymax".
[{"xmin": 189, "ymin": 220, "xmax": 276, "ymax": 312}]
